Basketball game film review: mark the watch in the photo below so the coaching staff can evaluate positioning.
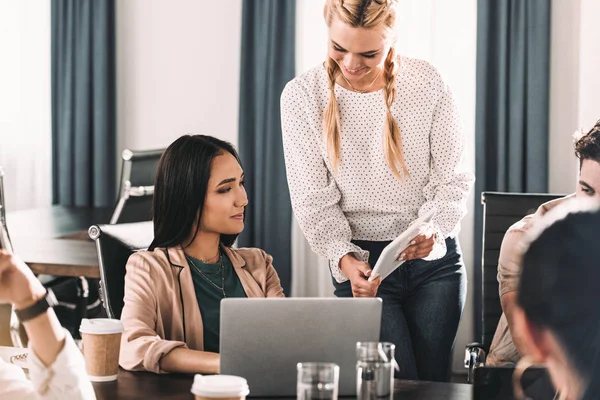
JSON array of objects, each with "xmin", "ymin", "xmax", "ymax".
[{"xmin": 14, "ymin": 289, "xmax": 59, "ymax": 322}]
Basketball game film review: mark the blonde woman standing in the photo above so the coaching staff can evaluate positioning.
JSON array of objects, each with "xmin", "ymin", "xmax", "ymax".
[{"xmin": 281, "ymin": 0, "xmax": 474, "ymax": 381}]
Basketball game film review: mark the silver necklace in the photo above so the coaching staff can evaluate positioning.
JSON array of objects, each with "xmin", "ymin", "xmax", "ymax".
[
  {"xmin": 185, "ymin": 253, "xmax": 226, "ymax": 298},
  {"xmin": 338, "ymin": 65, "xmax": 382, "ymax": 93},
  {"xmin": 185, "ymin": 252, "xmax": 222, "ymax": 276},
  {"xmin": 196, "ymin": 250, "xmax": 220, "ymax": 264}
]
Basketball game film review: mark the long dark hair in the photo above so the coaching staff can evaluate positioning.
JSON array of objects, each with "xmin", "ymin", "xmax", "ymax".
[
  {"xmin": 148, "ymin": 135, "xmax": 242, "ymax": 251},
  {"xmin": 517, "ymin": 206, "xmax": 600, "ymax": 398}
]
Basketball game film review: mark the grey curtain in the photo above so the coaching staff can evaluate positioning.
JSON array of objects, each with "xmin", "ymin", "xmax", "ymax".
[
  {"xmin": 473, "ymin": 0, "xmax": 551, "ymax": 340},
  {"xmin": 51, "ymin": 0, "xmax": 116, "ymax": 207},
  {"xmin": 237, "ymin": 0, "xmax": 295, "ymax": 295}
]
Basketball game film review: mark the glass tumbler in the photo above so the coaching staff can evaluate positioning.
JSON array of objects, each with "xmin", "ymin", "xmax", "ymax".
[
  {"xmin": 356, "ymin": 342, "xmax": 396, "ymax": 400},
  {"xmin": 296, "ymin": 362, "xmax": 339, "ymax": 400}
]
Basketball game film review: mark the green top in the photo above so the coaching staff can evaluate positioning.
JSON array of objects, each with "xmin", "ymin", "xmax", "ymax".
[{"xmin": 186, "ymin": 252, "xmax": 247, "ymax": 353}]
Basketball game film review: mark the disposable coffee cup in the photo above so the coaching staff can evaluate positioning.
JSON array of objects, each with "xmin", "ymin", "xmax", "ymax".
[
  {"xmin": 79, "ymin": 318, "xmax": 124, "ymax": 382},
  {"xmin": 191, "ymin": 374, "xmax": 250, "ymax": 400}
]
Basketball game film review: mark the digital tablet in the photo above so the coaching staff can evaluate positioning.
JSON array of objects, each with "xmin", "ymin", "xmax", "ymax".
[{"xmin": 368, "ymin": 208, "xmax": 437, "ymax": 282}]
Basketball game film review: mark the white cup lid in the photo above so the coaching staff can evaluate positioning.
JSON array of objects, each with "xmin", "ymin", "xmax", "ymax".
[
  {"xmin": 79, "ymin": 318, "xmax": 124, "ymax": 334},
  {"xmin": 191, "ymin": 375, "xmax": 250, "ymax": 398}
]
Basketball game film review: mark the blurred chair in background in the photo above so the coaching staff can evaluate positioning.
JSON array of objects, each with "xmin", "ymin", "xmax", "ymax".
[{"xmin": 110, "ymin": 148, "xmax": 164, "ymax": 224}]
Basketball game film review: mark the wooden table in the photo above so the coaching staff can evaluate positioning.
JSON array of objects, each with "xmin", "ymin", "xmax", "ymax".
[
  {"xmin": 0, "ymin": 347, "xmax": 472, "ymax": 399},
  {"xmin": 7, "ymin": 205, "xmax": 113, "ymax": 240},
  {"xmin": 92, "ymin": 370, "xmax": 472, "ymax": 400},
  {"xmin": 11, "ymin": 237, "xmax": 100, "ymax": 278},
  {"xmin": 6, "ymin": 205, "xmax": 113, "ymax": 278}
]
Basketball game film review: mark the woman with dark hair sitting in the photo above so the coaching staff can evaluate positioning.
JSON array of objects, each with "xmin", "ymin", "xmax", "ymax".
[
  {"xmin": 119, "ymin": 135, "xmax": 284, "ymax": 375},
  {"xmin": 513, "ymin": 199, "xmax": 600, "ymax": 400}
]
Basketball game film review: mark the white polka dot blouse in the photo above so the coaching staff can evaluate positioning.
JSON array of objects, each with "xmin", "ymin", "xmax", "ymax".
[{"xmin": 281, "ymin": 56, "xmax": 474, "ymax": 283}]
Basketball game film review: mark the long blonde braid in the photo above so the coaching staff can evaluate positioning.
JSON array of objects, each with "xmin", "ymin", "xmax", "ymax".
[
  {"xmin": 324, "ymin": 57, "xmax": 343, "ymax": 172},
  {"xmin": 382, "ymin": 46, "xmax": 408, "ymax": 178}
]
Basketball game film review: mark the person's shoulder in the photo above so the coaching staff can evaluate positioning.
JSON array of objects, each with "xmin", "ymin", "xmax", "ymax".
[
  {"xmin": 537, "ymin": 194, "xmax": 574, "ymax": 216},
  {"xmin": 498, "ymin": 198, "xmax": 573, "ymax": 266},
  {"xmin": 498, "ymin": 212, "xmax": 536, "ymax": 260},
  {"xmin": 400, "ymin": 55, "xmax": 445, "ymax": 86},
  {"xmin": 503, "ymin": 214, "xmax": 535, "ymax": 243},
  {"xmin": 126, "ymin": 248, "xmax": 172, "ymax": 274},
  {"xmin": 229, "ymin": 247, "xmax": 273, "ymax": 279},
  {"xmin": 229, "ymin": 247, "xmax": 272, "ymax": 269},
  {"xmin": 497, "ymin": 214, "xmax": 534, "ymax": 277},
  {"xmin": 500, "ymin": 195, "xmax": 572, "ymax": 249},
  {"xmin": 129, "ymin": 248, "xmax": 163, "ymax": 263},
  {"xmin": 282, "ymin": 64, "xmax": 326, "ymax": 101},
  {"xmin": 508, "ymin": 195, "xmax": 572, "ymax": 235}
]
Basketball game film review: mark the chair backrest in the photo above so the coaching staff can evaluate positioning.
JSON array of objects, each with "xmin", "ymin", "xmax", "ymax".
[
  {"xmin": 88, "ymin": 221, "xmax": 154, "ymax": 319},
  {"xmin": 480, "ymin": 192, "xmax": 564, "ymax": 351},
  {"xmin": 110, "ymin": 148, "xmax": 164, "ymax": 224}
]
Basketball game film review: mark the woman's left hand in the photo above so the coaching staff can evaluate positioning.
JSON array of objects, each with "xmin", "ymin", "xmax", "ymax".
[{"xmin": 397, "ymin": 232, "xmax": 435, "ymax": 261}]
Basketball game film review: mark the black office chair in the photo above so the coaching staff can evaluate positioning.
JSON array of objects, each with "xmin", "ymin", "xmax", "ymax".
[
  {"xmin": 88, "ymin": 221, "xmax": 154, "ymax": 319},
  {"xmin": 465, "ymin": 191, "xmax": 565, "ymax": 383},
  {"xmin": 110, "ymin": 148, "xmax": 164, "ymax": 224}
]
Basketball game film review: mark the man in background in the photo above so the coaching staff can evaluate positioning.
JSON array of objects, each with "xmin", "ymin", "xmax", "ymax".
[{"xmin": 486, "ymin": 119, "xmax": 600, "ymax": 365}]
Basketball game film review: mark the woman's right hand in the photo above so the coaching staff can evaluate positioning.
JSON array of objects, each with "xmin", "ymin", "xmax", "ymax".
[
  {"xmin": 0, "ymin": 250, "xmax": 46, "ymax": 310},
  {"xmin": 339, "ymin": 254, "xmax": 381, "ymax": 297}
]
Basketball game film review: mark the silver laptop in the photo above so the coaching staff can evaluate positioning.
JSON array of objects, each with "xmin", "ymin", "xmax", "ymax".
[{"xmin": 220, "ymin": 298, "xmax": 382, "ymax": 397}]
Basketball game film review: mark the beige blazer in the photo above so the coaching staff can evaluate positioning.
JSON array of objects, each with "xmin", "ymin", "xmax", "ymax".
[{"xmin": 119, "ymin": 245, "xmax": 285, "ymax": 373}]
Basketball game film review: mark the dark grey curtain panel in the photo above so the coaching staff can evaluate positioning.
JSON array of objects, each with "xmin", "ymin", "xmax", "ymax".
[
  {"xmin": 473, "ymin": 0, "xmax": 551, "ymax": 340},
  {"xmin": 51, "ymin": 0, "xmax": 116, "ymax": 207},
  {"xmin": 237, "ymin": 0, "xmax": 296, "ymax": 295}
]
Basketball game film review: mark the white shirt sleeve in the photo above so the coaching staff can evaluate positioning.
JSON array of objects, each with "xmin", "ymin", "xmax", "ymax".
[
  {"xmin": 0, "ymin": 330, "xmax": 96, "ymax": 400},
  {"xmin": 281, "ymin": 81, "xmax": 369, "ymax": 283},
  {"xmin": 419, "ymin": 80, "xmax": 474, "ymax": 260}
]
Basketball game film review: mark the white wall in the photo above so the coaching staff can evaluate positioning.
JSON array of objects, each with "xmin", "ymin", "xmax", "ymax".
[
  {"xmin": 579, "ymin": 0, "xmax": 600, "ymax": 131},
  {"xmin": 548, "ymin": 0, "xmax": 581, "ymax": 194},
  {"xmin": 296, "ymin": 0, "xmax": 329, "ymax": 75},
  {"xmin": 116, "ymin": 0, "xmax": 243, "ymax": 156},
  {"xmin": 294, "ymin": 0, "xmax": 477, "ymax": 372},
  {"xmin": 548, "ymin": 0, "xmax": 600, "ymax": 193},
  {"xmin": 0, "ymin": 0, "xmax": 51, "ymax": 212}
]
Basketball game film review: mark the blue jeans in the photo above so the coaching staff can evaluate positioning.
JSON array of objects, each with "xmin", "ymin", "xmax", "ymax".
[{"xmin": 332, "ymin": 237, "xmax": 467, "ymax": 382}]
